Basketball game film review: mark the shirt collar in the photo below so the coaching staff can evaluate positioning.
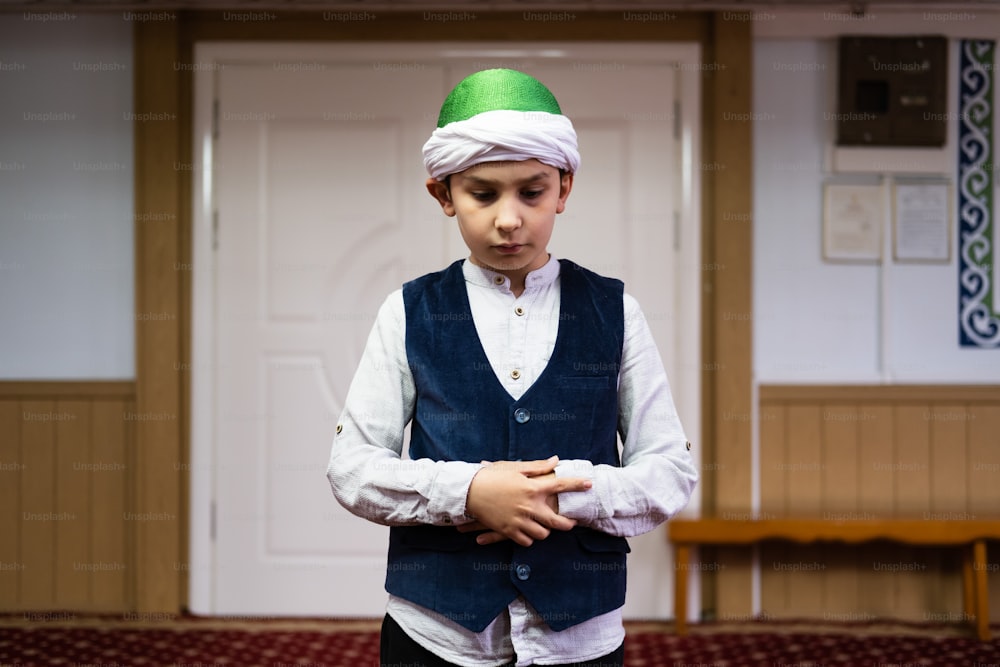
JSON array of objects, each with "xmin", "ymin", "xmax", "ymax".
[{"xmin": 462, "ymin": 255, "xmax": 561, "ymax": 292}]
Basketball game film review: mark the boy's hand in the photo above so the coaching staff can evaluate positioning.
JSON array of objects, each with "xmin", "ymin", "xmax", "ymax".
[{"xmin": 461, "ymin": 455, "xmax": 591, "ymax": 547}]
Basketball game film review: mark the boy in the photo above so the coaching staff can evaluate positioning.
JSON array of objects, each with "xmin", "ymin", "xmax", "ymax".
[{"xmin": 327, "ymin": 68, "xmax": 698, "ymax": 667}]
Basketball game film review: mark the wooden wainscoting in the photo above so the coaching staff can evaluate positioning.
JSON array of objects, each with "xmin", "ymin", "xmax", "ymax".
[
  {"xmin": 755, "ymin": 385, "xmax": 1000, "ymax": 623},
  {"xmin": 0, "ymin": 382, "xmax": 136, "ymax": 612}
]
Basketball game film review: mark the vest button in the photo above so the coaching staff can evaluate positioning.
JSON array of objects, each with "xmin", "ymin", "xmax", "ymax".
[
  {"xmin": 513, "ymin": 408, "xmax": 530, "ymax": 424},
  {"xmin": 515, "ymin": 563, "xmax": 531, "ymax": 581}
]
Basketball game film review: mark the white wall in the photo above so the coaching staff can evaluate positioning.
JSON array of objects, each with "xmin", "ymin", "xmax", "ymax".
[
  {"xmin": 3, "ymin": 7, "xmax": 997, "ymax": 383},
  {"xmin": 0, "ymin": 12, "xmax": 134, "ymax": 379},
  {"xmin": 754, "ymin": 15, "xmax": 1000, "ymax": 384}
]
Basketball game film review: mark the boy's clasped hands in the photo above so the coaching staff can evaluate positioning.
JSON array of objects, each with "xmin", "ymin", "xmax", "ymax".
[{"xmin": 460, "ymin": 455, "xmax": 592, "ymax": 547}]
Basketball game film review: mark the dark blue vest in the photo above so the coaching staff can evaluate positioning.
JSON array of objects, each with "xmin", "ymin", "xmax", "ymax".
[{"xmin": 387, "ymin": 259, "xmax": 629, "ymax": 632}]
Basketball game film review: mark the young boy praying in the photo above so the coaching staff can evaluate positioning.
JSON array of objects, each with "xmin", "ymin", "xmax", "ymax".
[{"xmin": 327, "ymin": 68, "xmax": 698, "ymax": 667}]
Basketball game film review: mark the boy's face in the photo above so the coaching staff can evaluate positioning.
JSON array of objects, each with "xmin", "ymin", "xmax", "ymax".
[{"xmin": 426, "ymin": 159, "xmax": 573, "ymax": 281}]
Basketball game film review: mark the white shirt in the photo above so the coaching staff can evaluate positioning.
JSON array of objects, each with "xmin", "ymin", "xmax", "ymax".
[{"xmin": 327, "ymin": 256, "xmax": 698, "ymax": 666}]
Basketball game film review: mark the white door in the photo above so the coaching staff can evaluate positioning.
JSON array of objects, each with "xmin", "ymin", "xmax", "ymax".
[{"xmin": 191, "ymin": 43, "xmax": 701, "ymax": 618}]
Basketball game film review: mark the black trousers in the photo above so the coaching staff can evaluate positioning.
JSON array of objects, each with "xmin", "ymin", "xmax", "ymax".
[{"xmin": 379, "ymin": 614, "xmax": 625, "ymax": 667}]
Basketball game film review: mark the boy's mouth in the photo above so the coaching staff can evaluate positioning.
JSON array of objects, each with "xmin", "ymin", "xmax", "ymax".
[{"xmin": 494, "ymin": 244, "xmax": 523, "ymax": 254}]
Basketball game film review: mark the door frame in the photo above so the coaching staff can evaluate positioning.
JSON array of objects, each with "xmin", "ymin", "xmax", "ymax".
[
  {"xmin": 132, "ymin": 10, "xmax": 753, "ymax": 617},
  {"xmin": 189, "ymin": 40, "xmax": 702, "ymax": 616}
]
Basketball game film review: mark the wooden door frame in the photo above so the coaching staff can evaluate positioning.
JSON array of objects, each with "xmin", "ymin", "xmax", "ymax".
[{"xmin": 133, "ymin": 9, "xmax": 753, "ymax": 614}]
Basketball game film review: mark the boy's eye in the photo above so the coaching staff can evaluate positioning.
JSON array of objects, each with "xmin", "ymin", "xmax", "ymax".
[
  {"xmin": 471, "ymin": 191, "xmax": 495, "ymax": 202},
  {"xmin": 522, "ymin": 190, "xmax": 543, "ymax": 199}
]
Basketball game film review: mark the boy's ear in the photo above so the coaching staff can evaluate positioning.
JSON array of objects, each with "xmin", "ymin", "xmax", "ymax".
[
  {"xmin": 425, "ymin": 177, "xmax": 456, "ymax": 216},
  {"xmin": 555, "ymin": 171, "xmax": 574, "ymax": 214}
]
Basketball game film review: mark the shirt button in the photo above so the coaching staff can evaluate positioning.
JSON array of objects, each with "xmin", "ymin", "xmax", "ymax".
[
  {"xmin": 510, "ymin": 369, "xmax": 521, "ymax": 380},
  {"xmin": 513, "ymin": 408, "xmax": 530, "ymax": 424},
  {"xmin": 493, "ymin": 275, "xmax": 505, "ymax": 285},
  {"xmin": 514, "ymin": 306, "xmax": 525, "ymax": 316},
  {"xmin": 515, "ymin": 563, "xmax": 531, "ymax": 581},
  {"xmin": 336, "ymin": 424, "xmax": 343, "ymax": 435}
]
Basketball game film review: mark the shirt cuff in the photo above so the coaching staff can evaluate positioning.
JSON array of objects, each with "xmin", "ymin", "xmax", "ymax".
[
  {"xmin": 553, "ymin": 459, "xmax": 598, "ymax": 523},
  {"xmin": 426, "ymin": 461, "xmax": 483, "ymax": 526}
]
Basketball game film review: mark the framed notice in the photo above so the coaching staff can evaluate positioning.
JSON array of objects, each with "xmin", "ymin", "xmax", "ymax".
[
  {"xmin": 893, "ymin": 179, "xmax": 951, "ymax": 262},
  {"xmin": 822, "ymin": 181, "xmax": 883, "ymax": 262}
]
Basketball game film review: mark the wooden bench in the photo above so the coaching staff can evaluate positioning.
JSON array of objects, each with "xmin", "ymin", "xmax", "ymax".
[{"xmin": 668, "ymin": 518, "xmax": 1000, "ymax": 640}]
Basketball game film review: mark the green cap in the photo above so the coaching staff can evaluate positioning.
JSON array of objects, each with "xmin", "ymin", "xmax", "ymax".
[{"xmin": 436, "ymin": 69, "xmax": 563, "ymax": 128}]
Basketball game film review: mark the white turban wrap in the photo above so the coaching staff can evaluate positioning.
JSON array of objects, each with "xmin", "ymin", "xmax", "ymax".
[{"xmin": 422, "ymin": 109, "xmax": 580, "ymax": 181}]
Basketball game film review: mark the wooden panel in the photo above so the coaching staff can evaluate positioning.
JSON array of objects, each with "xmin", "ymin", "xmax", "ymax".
[
  {"xmin": 703, "ymin": 11, "xmax": 753, "ymax": 619},
  {"xmin": 892, "ymin": 405, "xmax": 931, "ymax": 621},
  {"xmin": 784, "ymin": 405, "xmax": 823, "ymax": 615},
  {"xmin": 759, "ymin": 403, "xmax": 787, "ymax": 617},
  {"xmin": 1, "ymin": 384, "xmax": 137, "ymax": 612},
  {"xmin": 55, "ymin": 400, "xmax": 91, "ymax": 608},
  {"xmin": 670, "ymin": 520, "xmax": 1000, "ymax": 544},
  {"xmin": 0, "ymin": 401, "xmax": 21, "ymax": 607},
  {"xmin": 929, "ymin": 404, "xmax": 969, "ymax": 515},
  {"xmin": 991, "ymin": 540, "xmax": 1000, "ymax": 624},
  {"xmin": 759, "ymin": 403, "xmax": 787, "ymax": 517},
  {"xmin": 858, "ymin": 405, "xmax": 896, "ymax": 518},
  {"xmin": 709, "ymin": 11, "xmax": 753, "ymax": 516},
  {"xmin": 761, "ymin": 384, "xmax": 1000, "ymax": 403},
  {"xmin": 183, "ymin": 9, "xmax": 710, "ymax": 43},
  {"xmin": 820, "ymin": 405, "xmax": 859, "ymax": 617},
  {"xmin": 786, "ymin": 405, "xmax": 823, "ymax": 515},
  {"xmin": 780, "ymin": 406, "xmax": 816, "ymax": 617},
  {"xmin": 893, "ymin": 405, "xmax": 931, "ymax": 516},
  {"xmin": 19, "ymin": 400, "xmax": 57, "ymax": 609},
  {"xmin": 757, "ymin": 386, "xmax": 1000, "ymax": 624},
  {"xmin": 91, "ymin": 399, "xmax": 132, "ymax": 610},
  {"xmin": 969, "ymin": 405, "xmax": 1000, "ymax": 623},
  {"xmin": 928, "ymin": 404, "xmax": 969, "ymax": 617},
  {"xmin": 756, "ymin": 403, "xmax": 782, "ymax": 616},
  {"xmin": 759, "ymin": 543, "xmax": 788, "ymax": 618},
  {"xmin": 714, "ymin": 547, "xmax": 753, "ymax": 620},
  {"xmin": 968, "ymin": 405, "xmax": 1000, "ymax": 517},
  {"xmin": 177, "ymin": 39, "xmax": 194, "ymax": 608},
  {"xmin": 821, "ymin": 404, "xmax": 860, "ymax": 514},
  {"xmin": 857, "ymin": 405, "xmax": 896, "ymax": 619},
  {"xmin": 134, "ymin": 17, "xmax": 184, "ymax": 613},
  {"xmin": 821, "ymin": 546, "xmax": 861, "ymax": 621},
  {"xmin": 780, "ymin": 543, "xmax": 830, "ymax": 617}
]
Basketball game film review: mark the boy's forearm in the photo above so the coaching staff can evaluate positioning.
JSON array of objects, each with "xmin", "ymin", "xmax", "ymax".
[
  {"xmin": 554, "ymin": 452, "xmax": 697, "ymax": 537},
  {"xmin": 328, "ymin": 438, "xmax": 481, "ymax": 527}
]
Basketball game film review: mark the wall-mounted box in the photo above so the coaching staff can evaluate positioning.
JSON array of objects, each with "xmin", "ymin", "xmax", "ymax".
[{"xmin": 837, "ymin": 36, "xmax": 947, "ymax": 147}]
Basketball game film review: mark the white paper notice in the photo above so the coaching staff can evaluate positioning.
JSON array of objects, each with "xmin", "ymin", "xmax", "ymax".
[
  {"xmin": 823, "ymin": 183, "xmax": 883, "ymax": 261},
  {"xmin": 894, "ymin": 182, "xmax": 950, "ymax": 262}
]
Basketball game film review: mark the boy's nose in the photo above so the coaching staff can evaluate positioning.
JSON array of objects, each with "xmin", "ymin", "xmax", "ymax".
[{"xmin": 494, "ymin": 196, "xmax": 522, "ymax": 231}]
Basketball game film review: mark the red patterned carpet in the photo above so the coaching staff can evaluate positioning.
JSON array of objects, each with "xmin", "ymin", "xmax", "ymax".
[{"xmin": 0, "ymin": 616, "xmax": 998, "ymax": 666}]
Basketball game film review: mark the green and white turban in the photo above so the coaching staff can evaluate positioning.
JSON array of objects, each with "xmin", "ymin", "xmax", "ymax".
[{"xmin": 422, "ymin": 69, "xmax": 580, "ymax": 181}]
